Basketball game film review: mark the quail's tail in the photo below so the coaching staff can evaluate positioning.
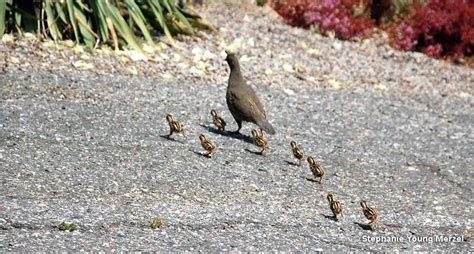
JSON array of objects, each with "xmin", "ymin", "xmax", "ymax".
[{"xmin": 257, "ymin": 119, "xmax": 276, "ymax": 134}]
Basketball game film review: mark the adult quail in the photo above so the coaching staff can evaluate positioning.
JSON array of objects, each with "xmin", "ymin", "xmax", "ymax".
[{"xmin": 225, "ymin": 51, "xmax": 275, "ymax": 134}]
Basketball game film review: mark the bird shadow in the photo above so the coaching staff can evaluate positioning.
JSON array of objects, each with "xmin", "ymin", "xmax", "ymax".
[
  {"xmin": 285, "ymin": 160, "xmax": 299, "ymax": 166},
  {"xmin": 200, "ymin": 124, "xmax": 253, "ymax": 144},
  {"xmin": 354, "ymin": 222, "xmax": 375, "ymax": 231},
  {"xmin": 192, "ymin": 150, "xmax": 212, "ymax": 158},
  {"xmin": 159, "ymin": 135, "xmax": 186, "ymax": 144},
  {"xmin": 305, "ymin": 177, "xmax": 321, "ymax": 183},
  {"xmin": 244, "ymin": 148, "xmax": 263, "ymax": 156},
  {"xmin": 321, "ymin": 213, "xmax": 338, "ymax": 222}
]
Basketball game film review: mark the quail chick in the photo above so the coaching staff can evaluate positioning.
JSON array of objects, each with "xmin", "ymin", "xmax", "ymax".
[
  {"xmin": 290, "ymin": 141, "xmax": 304, "ymax": 166},
  {"xmin": 166, "ymin": 113, "xmax": 186, "ymax": 138},
  {"xmin": 251, "ymin": 128, "xmax": 268, "ymax": 155},
  {"xmin": 360, "ymin": 200, "xmax": 378, "ymax": 224},
  {"xmin": 199, "ymin": 134, "xmax": 216, "ymax": 157},
  {"xmin": 210, "ymin": 109, "xmax": 226, "ymax": 132},
  {"xmin": 327, "ymin": 193, "xmax": 344, "ymax": 220},
  {"xmin": 307, "ymin": 156, "xmax": 325, "ymax": 183},
  {"xmin": 225, "ymin": 51, "xmax": 275, "ymax": 134}
]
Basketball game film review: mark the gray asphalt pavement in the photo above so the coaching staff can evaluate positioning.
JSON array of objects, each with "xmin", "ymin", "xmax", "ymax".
[{"xmin": 1, "ymin": 66, "xmax": 472, "ymax": 251}]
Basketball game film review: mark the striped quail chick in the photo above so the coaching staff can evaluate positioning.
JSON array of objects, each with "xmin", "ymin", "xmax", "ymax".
[
  {"xmin": 166, "ymin": 113, "xmax": 186, "ymax": 138},
  {"xmin": 307, "ymin": 156, "xmax": 325, "ymax": 183},
  {"xmin": 327, "ymin": 193, "xmax": 344, "ymax": 220},
  {"xmin": 290, "ymin": 141, "xmax": 304, "ymax": 166},
  {"xmin": 360, "ymin": 200, "xmax": 378, "ymax": 224},
  {"xmin": 210, "ymin": 109, "xmax": 226, "ymax": 132},
  {"xmin": 251, "ymin": 128, "xmax": 268, "ymax": 155},
  {"xmin": 199, "ymin": 134, "xmax": 216, "ymax": 157}
]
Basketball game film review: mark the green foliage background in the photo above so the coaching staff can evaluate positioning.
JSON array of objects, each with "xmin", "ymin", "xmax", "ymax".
[{"xmin": 0, "ymin": 0, "xmax": 216, "ymax": 51}]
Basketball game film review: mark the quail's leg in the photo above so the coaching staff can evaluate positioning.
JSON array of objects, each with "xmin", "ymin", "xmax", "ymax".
[
  {"xmin": 298, "ymin": 159, "xmax": 302, "ymax": 166},
  {"xmin": 319, "ymin": 177, "xmax": 323, "ymax": 184},
  {"xmin": 234, "ymin": 120, "xmax": 242, "ymax": 133},
  {"xmin": 167, "ymin": 129, "xmax": 173, "ymax": 138}
]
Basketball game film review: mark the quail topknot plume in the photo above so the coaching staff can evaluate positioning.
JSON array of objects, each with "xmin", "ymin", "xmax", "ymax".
[{"xmin": 225, "ymin": 51, "xmax": 275, "ymax": 134}]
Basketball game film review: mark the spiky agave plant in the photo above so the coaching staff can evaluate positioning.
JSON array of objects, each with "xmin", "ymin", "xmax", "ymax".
[{"xmin": 0, "ymin": 0, "xmax": 216, "ymax": 51}]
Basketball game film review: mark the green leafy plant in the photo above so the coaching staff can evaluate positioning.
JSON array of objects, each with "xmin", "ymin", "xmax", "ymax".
[
  {"xmin": 56, "ymin": 222, "xmax": 77, "ymax": 232},
  {"xmin": 149, "ymin": 217, "xmax": 165, "ymax": 229},
  {"xmin": 0, "ymin": 0, "xmax": 216, "ymax": 51}
]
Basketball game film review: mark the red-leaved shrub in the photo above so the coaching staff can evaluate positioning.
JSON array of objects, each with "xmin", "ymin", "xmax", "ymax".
[
  {"xmin": 387, "ymin": 0, "xmax": 474, "ymax": 58},
  {"xmin": 272, "ymin": 0, "xmax": 374, "ymax": 39},
  {"xmin": 272, "ymin": 0, "xmax": 474, "ymax": 58},
  {"xmin": 272, "ymin": 1, "xmax": 308, "ymax": 27},
  {"xmin": 388, "ymin": 21, "xmax": 418, "ymax": 51}
]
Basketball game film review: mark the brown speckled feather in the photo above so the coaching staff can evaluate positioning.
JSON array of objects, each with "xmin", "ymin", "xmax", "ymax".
[{"xmin": 225, "ymin": 52, "xmax": 275, "ymax": 134}]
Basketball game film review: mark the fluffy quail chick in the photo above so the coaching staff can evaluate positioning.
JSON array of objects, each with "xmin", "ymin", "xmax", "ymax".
[
  {"xmin": 199, "ymin": 134, "xmax": 216, "ymax": 157},
  {"xmin": 290, "ymin": 141, "xmax": 304, "ymax": 166},
  {"xmin": 166, "ymin": 113, "xmax": 186, "ymax": 138},
  {"xmin": 210, "ymin": 109, "xmax": 226, "ymax": 132},
  {"xmin": 327, "ymin": 193, "xmax": 344, "ymax": 220},
  {"xmin": 360, "ymin": 200, "xmax": 378, "ymax": 224},
  {"xmin": 251, "ymin": 128, "xmax": 268, "ymax": 155},
  {"xmin": 307, "ymin": 156, "xmax": 325, "ymax": 183}
]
